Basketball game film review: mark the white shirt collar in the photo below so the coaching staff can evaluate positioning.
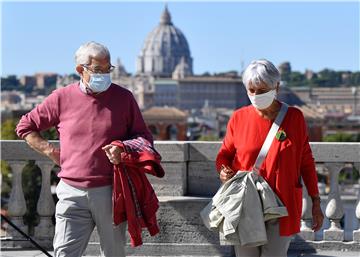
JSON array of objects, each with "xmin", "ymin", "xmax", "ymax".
[{"xmin": 79, "ymin": 79, "xmax": 88, "ymax": 94}]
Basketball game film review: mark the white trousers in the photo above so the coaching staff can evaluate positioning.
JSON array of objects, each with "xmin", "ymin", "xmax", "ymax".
[
  {"xmin": 53, "ymin": 180, "xmax": 126, "ymax": 257},
  {"xmin": 234, "ymin": 219, "xmax": 292, "ymax": 257}
]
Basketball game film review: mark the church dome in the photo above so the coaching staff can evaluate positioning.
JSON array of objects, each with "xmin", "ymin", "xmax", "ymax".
[{"xmin": 137, "ymin": 6, "xmax": 193, "ymax": 77}]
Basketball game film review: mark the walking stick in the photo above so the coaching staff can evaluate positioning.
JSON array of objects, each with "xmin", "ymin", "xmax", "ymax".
[{"xmin": 1, "ymin": 214, "xmax": 53, "ymax": 257}]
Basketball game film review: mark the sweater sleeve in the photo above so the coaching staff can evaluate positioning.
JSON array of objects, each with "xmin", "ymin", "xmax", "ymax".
[
  {"xmin": 299, "ymin": 112, "xmax": 319, "ymax": 197},
  {"xmin": 15, "ymin": 91, "xmax": 60, "ymax": 139},
  {"xmin": 127, "ymin": 93, "xmax": 153, "ymax": 145},
  {"xmin": 215, "ymin": 112, "xmax": 236, "ymax": 172}
]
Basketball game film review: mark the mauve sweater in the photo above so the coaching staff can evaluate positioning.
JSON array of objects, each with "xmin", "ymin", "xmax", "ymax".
[{"xmin": 16, "ymin": 82, "xmax": 153, "ymax": 188}]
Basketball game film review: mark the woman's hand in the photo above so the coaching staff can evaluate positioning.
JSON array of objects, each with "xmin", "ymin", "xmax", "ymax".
[
  {"xmin": 311, "ymin": 196, "xmax": 324, "ymax": 232},
  {"xmin": 219, "ymin": 164, "xmax": 236, "ymax": 183},
  {"xmin": 102, "ymin": 144, "xmax": 123, "ymax": 165}
]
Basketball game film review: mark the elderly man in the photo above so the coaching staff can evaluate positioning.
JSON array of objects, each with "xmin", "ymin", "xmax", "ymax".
[{"xmin": 16, "ymin": 41, "xmax": 153, "ymax": 257}]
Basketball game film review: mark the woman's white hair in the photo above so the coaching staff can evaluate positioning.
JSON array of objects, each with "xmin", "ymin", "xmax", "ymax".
[
  {"xmin": 242, "ymin": 59, "xmax": 280, "ymax": 89},
  {"xmin": 74, "ymin": 41, "xmax": 111, "ymax": 65}
]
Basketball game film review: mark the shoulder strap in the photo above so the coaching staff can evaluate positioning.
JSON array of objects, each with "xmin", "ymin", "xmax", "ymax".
[{"xmin": 253, "ymin": 102, "xmax": 289, "ymax": 173}]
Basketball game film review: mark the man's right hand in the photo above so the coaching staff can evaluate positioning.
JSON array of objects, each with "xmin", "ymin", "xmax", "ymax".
[
  {"xmin": 219, "ymin": 164, "xmax": 235, "ymax": 183},
  {"xmin": 24, "ymin": 132, "xmax": 60, "ymax": 166},
  {"xmin": 46, "ymin": 147, "xmax": 60, "ymax": 166}
]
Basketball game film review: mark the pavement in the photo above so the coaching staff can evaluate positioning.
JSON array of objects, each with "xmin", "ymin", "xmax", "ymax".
[{"xmin": 0, "ymin": 250, "xmax": 360, "ymax": 257}]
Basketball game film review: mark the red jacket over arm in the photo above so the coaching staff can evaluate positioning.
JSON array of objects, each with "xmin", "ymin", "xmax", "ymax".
[{"xmin": 111, "ymin": 137, "xmax": 164, "ymax": 247}]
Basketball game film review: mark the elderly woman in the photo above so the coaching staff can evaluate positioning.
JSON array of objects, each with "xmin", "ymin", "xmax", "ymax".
[{"xmin": 216, "ymin": 59, "xmax": 324, "ymax": 257}]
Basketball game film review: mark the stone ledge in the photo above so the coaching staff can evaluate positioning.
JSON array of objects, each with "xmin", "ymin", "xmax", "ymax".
[
  {"xmin": 188, "ymin": 141, "xmax": 221, "ymax": 162},
  {"xmin": 85, "ymin": 243, "xmax": 233, "ymax": 257},
  {"xmin": 148, "ymin": 163, "xmax": 187, "ymax": 196},
  {"xmin": 154, "ymin": 142, "xmax": 189, "ymax": 162},
  {"xmin": 289, "ymin": 239, "xmax": 360, "ymax": 252},
  {"xmin": 3, "ymin": 141, "xmax": 359, "ymax": 163},
  {"xmin": 158, "ymin": 196, "xmax": 211, "ymax": 202}
]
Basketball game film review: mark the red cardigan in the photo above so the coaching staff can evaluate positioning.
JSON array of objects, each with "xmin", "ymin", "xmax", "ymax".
[
  {"xmin": 111, "ymin": 137, "xmax": 164, "ymax": 247},
  {"xmin": 216, "ymin": 102, "xmax": 319, "ymax": 236}
]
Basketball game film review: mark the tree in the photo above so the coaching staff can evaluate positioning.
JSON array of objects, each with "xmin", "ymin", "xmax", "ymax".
[
  {"xmin": 323, "ymin": 132, "xmax": 359, "ymax": 142},
  {"xmin": 288, "ymin": 72, "xmax": 306, "ymax": 87},
  {"xmin": 197, "ymin": 134, "xmax": 220, "ymax": 141},
  {"xmin": 316, "ymin": 69, "xmax": 342, "ymax": 87},
  {"xmin": 40, "ymin": 127, "xmax": 59, "ymax": 140},
  {"xmin": 351, "ymin": 72, "xmax": 360, "ymax": 85},
  {"xmin": 1, "ymin": 119, "xmax": 19, "ymax": 140},
  {"xmin": 22, "ymin": 161, "xmax": 42, "ymax": 234},
  {"xmin": 1, "ymin": 119, "xmax": 18, "ymax": 204},
  {"xmin": 1, "ymin": 161, "xmax": 12, "ymax": 199},
  {"xmin": 1, "ymin": 75, "xmax": 20, "ymax": 91}
]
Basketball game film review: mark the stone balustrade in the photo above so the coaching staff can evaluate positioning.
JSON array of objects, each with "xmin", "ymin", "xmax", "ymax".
[{"xmin": 1, "ymin": 140, "xmax": 360, "ymax": 255}]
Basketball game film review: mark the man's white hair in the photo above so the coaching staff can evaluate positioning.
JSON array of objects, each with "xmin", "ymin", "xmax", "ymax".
[
  {"xmin": 242, "ymin": 59, "xmax": 280, "ymax": 89},
  {"xmin": 75, "ymin": 41, "xmax": 111, "ymax": 65}
]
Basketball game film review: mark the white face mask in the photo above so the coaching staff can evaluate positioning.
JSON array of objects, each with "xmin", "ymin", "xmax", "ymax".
[{"xmin": 248, "ymin": 89, "xmax": 276, "ymax": 110}]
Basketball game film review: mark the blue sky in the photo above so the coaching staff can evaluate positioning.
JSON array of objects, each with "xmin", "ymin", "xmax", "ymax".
[{"xmin": 1, "ymin": 1, "xmax": 359, "ymax": 76}]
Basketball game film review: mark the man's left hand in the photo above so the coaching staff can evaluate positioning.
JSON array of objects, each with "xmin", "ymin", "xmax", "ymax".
[{"xmin": 102, "ymin": 144, "xmax": 123, "ymax": 165}]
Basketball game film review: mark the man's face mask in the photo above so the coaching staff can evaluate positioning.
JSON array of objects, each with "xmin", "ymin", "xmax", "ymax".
[{"xmin": 83, "ymin": 68, "xmax": 112, "ymax": 93}]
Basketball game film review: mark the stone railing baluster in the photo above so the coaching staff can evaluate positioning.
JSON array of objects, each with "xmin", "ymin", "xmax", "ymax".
[
  {"xmin": 34, "ymin": 161, "xmax": 56, "ymax": 240},
  {"xmin": 300, "ymin": 184, "xmax": 315, "ymax": 240},
  {"xmin": 323, "ymin": 162, "xmax": 345, "ymax": 241},
  {"xmin": 7, "ymin": 161, "xmax": 28, "ymax": 239},
  {"xmin": 353, "ymin": 180, "xmax": 360, "ymax": 242}
]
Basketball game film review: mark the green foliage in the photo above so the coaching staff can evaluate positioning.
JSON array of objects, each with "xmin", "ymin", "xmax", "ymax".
[
  {"xmin": 323, "ymin": 132, "xmax": 359, "ymax": 142},
  {"xmin": 1, "ymin": 160, "xmax": 12, "ymax": 199},
  {"xmin": 356, "ymin": 133, "xmax": 360, "ymax": 142},
  {"xmin": 1, "ymin": 119, "xmax": 19, "ymax": 140},
  {"xmin": 68, "ymin": 73, "xmax": 80, "ymax": 80},
  {"xmin": 22, "ymin": 161, "xmax": 42, "ymax": 233},
  {"xmin": 285, "ymin": 69, "xmax": 343, "ymax": 88},
  {"xmin": 339, "ymin": 167, "xmax": 360, "ymax": 184},
  {"xmin": 353, "ymin": 166, "xmax": 360, "ymax": 181},
  {"xmin": 40, "ymin": 127, "xmax": 59, "ymax": 140},
  {"xmin": 276, "ymin": 62, "xmax": 360, "ymax": 87},
  {"xmin": 201, "ymin": 72, "xmax": 211, "ymax": 76},
  {"xmin": 288, "ymin": 72, "xmax": 306, "ymax": 87},
  {"xmin": 1, "ymin": 118, "xmax": 58, "ymax": 140},
  {"xmin": 317, "ymin": 69, "xmax": 342, "ymax": 86},
  {"xmin": 1, "ymin": 75, "xmax": 20, "ymax": 90},
  {"xmin": 351, "ymin": 72, "xmax": 360, "ymax": 85},
  {"xmin": 197, "ymin": 134, "xmax": 220, "ymax": 141}
]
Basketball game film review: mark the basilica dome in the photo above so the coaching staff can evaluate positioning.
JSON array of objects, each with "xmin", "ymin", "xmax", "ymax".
[{"xmin": 136, "ymin": 6, "xmax": 193, "ymax": 77}]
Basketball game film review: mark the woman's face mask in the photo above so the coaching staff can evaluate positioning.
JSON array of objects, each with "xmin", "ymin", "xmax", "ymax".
[{"xmin": 248, "ymin": 89, "xmax": 276, "ymax": 110}]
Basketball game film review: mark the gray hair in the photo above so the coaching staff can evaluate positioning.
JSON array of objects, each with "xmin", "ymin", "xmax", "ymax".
[
  {"xmin": 242, "ymin": 59, "xmax": 280, "ymax": 89},
  {"xmin": 74, "ymin": 41, "xmax": 111, "ymax": 65}
]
